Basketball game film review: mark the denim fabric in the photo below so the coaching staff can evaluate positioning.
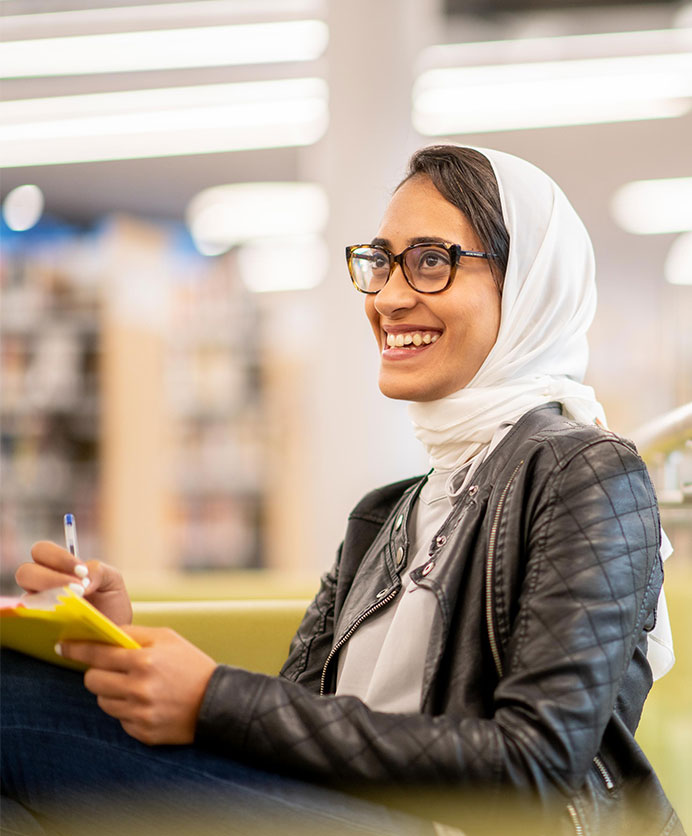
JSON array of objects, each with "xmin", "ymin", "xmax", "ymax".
[{"xmin": 0, "ymin": 650, "xmax": 433, "ymax": 836}]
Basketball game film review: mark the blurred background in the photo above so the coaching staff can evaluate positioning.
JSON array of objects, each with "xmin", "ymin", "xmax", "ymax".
[{"xmin": 1, "ymin": 0, "xmax": 691, "ymax": 826}]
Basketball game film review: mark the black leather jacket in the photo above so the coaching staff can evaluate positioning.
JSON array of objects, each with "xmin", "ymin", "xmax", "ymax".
[{"xmin": 196, "ymin": 404, "xmax": 683, "ymax": 835}]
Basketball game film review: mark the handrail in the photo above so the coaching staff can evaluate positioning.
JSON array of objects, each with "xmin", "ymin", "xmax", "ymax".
[{"xmin": 630, "ymin": 401, "xmax": 692, "ymax": 461}]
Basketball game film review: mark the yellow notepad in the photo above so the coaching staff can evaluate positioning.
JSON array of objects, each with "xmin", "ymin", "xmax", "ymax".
[{"xmin": 0, "ymin": 586, "xmax": 140, "ymax": 671}]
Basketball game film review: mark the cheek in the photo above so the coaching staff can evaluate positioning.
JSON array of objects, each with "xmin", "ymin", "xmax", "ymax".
[
  {"xmin": 364, "ymin": 297, "xmax": 380, "ymax": 339},
  {"xmin": 447, "ymin": 289, "xmax": 501, "ymax": 361}
]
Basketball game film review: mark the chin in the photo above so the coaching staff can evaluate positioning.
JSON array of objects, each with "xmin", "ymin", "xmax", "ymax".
[{"xmin": 378, "ymin": 376, "xmax": 442, "ymax": 402}]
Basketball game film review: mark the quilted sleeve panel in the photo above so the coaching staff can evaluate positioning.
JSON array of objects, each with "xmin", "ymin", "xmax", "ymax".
[
  {"xmin": 196, "ymin": 436, "xmax": 662, "ymax": 798},
  {"xmin": 492, "ymin": 436, "xmax": 662, "ymax": 794}
]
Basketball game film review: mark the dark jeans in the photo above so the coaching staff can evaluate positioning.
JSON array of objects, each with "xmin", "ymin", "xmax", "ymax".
[{"xmin": 0, "ymin": 650, "xmax": 433, "ymax": 836}]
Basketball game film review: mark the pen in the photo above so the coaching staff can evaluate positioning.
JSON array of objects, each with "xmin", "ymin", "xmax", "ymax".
[
  {"xmin": 64, "ymin": 514, "xmax": 89, "ymax": 584},
  {"xmin": 63, "ymin": 513, "xmax": 80, "ymax": 559}
]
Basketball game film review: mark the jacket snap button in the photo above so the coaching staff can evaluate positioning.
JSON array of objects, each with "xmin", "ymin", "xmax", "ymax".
[
  {"xmin": 422, "ymin": 561, "xmax": 435, "ymax": 576},
  {"xmin": 395, "ymin": 546, "xmax": 404, "ymax": 565},
  {"xmin": 435, "ymin": 535, "xmax": 447, "ymax": 548},
  {"xmin": 394, "ymin": 514, "xmax": 404, "ymax": 531},
  {"xmin": 468, "ymin": 485, "xmax": 479, "ymax": 496},
  {"xmin": 376, "ymin": 588, "xmax": 389, "ymax": 599}
]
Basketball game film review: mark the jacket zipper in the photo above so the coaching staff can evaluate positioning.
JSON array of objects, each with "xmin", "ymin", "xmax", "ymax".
[
  {"xmin": 485, "ymin": 461, "xmax": 524, "ymax": 678},
  {"xmin": 566, "ymin": 802, "xmax": 584, "ymax": 836},
  {"xmin": 319, "ymin": 588, "xmax": 399, "ymax": 696},
  {"xmin": 593, "ymin": 754, "xmax": 615, "ymax": 791}
]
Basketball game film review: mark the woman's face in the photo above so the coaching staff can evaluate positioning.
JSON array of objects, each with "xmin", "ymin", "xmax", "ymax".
[{"xmin": 365, "ymin": 175, "xmax": 502, "ymax": 402}]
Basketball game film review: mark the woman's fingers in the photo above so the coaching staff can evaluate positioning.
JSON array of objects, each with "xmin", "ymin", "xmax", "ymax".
[
  {"xmin": 15, "ymin": 563, "xmax": 88, "ymax": 592},
  {"xmin": 30, "ymin": 540, "xmax": 84, "ymax": 573}
]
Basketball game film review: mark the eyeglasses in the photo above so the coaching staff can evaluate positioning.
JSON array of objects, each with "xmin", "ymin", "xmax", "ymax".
[{"xmin": 345, "ymin": 242, "xmax": 495, "ymax": 294}]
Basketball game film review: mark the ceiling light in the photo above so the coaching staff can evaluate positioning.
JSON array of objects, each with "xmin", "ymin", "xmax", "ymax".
[
  {"xmin": 0, "ymin": 20, "xmax": 328, "ymax": 78},
  {"xmin": 414, "ymin": 52, "xmax": 692, "ymax": 134},
  {"xmin": 664, "ymin": 232, "xmax": 692, "ymax": 285},
  {"xmin": 611, "ymin": 178, "xmax": 692, "ymax": 235},
  {"xmin": 2, "ymin": 184, "xmax": 44, "ymax": 231},
  {"xmin": 0, "ymin": 78, "xmax": 328, "ymax": 167},
  {"xmin": 414, "ymin": 28, "xmax": 692, "ymax": 135},
  {"xmin": 236, "ymin": 235, "xmax": 327, "ymax": 292},
  {"xmin": 186, "ymin": 182, "xmax": 328, "ymax": 256}
]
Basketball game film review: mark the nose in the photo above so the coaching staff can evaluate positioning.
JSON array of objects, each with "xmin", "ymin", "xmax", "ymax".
[{"xmin": 373, "ymin": 263, "xmax": 418, "ymax": 316}]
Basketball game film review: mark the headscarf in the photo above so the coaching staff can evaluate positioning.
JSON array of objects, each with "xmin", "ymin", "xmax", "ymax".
[
  {"xmin": 409, "ymin": 147, "xmax": 606, "ymax": 470},
  {"xmin": 408, "ymin": 147, "xmax": 674, "ymax": 680}
]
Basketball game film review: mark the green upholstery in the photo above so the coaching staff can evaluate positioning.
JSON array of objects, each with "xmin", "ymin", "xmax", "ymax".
[
  {"xmin": 132, "ymin": 570, "xmax": 691, "ymax": 831},
  {"xmin": 133, "ymin": 598, "xmax": 308, "ymax": 676}
]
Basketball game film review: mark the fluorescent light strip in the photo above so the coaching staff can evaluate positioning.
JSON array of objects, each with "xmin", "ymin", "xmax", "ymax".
[
  {"xmin": 1, "ymin": 1, "xmax": 325, "ymax": 38},
  {"xmin": 611, "ymin": 177, "xmax": 692, "ymax": 235},
  {"xmin": 414, "ymin": 52, "xmax": 692, "ymax": 134},
  {"xmin": 0, "ymin": 20, "xmax": 328, "ymax": 78},
  {"xmin": 420, "ymin": 28, "xmax": 692, "ymax": 68},
  {"xmin": 0, "ymin": 79, "xmax": 328, "ymax": 167}
]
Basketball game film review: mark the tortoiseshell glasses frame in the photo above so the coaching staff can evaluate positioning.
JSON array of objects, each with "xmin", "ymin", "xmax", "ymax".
[{"xmin": 345, "ymin": 241, "xmax": 495, "ymax": 294}]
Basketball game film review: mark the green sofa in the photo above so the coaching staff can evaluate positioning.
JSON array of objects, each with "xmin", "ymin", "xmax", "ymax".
[{"xmin": 132, "ymin": 568, "xmax": 691, "ymax": 831}]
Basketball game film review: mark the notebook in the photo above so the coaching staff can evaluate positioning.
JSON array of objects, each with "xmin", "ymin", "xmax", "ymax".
[{"xmin": 1, "ymin": 585, "xmax": 140, "ymax": 670}]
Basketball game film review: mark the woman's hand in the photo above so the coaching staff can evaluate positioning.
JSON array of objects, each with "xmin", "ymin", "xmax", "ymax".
[
  {"xmin": 16, "ymin": 541, "xmax": 133, "ymax": 625},
  {"xmin": 57, "ymin": 627, "xmax": 218, "ymax": 746}
]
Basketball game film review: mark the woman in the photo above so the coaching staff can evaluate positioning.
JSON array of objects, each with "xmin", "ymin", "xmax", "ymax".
[{"xmin": 1, "ymin": 146, "xmax": 683, "ymax": 836}]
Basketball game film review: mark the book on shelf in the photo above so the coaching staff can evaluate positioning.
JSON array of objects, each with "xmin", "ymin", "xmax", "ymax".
[{"xmin": 0, "ymin": 586, "xmax": 139, "ymax": 670}]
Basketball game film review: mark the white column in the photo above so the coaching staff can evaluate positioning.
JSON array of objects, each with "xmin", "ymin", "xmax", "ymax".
[{"xmin": 297, "ymin": 0, "xmax": 440, "ymax": 572}]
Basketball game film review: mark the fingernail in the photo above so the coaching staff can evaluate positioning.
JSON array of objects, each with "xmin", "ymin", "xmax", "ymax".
[
  {"xmin": 74, "ymin": 564, "xmax": 89, "ymax": 579},
  {"xmin": 68, "ymin": 582, "xmax": 85, "ymax": 597},
  {"xmin": 81, "ymin": 577, "xmax": 90, "ymax": 590},
  {"xmin": 54, "ymin": 642, "xmax": 63, "ymax": 657}
]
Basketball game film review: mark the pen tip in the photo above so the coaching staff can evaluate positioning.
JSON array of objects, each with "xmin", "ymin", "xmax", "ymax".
[{"xmin": 64, "ymin": 513, "xmax": 75, "ymax": 525}]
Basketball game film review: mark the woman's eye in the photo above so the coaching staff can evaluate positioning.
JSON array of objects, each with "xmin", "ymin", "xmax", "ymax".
[
  {"xmin": 371, "ymin": 254, "xmax": 388, "ymax": 270},
  {"xmin": 418, "ymin": 250, "xmax": 449, "ymax": 269}
]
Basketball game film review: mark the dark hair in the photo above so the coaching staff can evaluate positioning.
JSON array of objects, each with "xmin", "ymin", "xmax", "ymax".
[{"xmin": 399, "ymin": 145, "xmax": 510, "ymax": 292}]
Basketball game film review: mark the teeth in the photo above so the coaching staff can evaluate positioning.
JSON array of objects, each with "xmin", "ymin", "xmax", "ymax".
[{"xmin": 386, "ymin": 331, "xmax": 439, "ymax": 348}]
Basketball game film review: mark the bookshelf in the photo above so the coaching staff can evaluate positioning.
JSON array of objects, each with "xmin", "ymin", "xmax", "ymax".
[{"xmin": 0, "ymin": 217, "xmax": 265, "ymax": 593}]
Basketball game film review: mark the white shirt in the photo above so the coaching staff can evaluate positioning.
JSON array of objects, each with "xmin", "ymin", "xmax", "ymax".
[{"xmin": 335, "ymin": 425, "xmax": 513, "ymax": 711}]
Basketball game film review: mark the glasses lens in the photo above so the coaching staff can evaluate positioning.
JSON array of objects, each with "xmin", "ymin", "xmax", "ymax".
[
  {"xmin": 350, "ymin": 246, "xmax": 390, "ymax": 292},
  {"xmin": 404, "ymin": 245, "xmax": 451, "ymax": 291}
]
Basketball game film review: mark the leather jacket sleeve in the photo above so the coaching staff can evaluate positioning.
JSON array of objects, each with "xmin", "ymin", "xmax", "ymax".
[{"xmin": 195, "ymin": 437, "xmax": 662, "ymax": 800}]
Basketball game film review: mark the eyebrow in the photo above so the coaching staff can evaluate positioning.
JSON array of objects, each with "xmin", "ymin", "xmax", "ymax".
[{"xmin": 369, "ymin": 235, "xmax": 450, "ymax": 249}]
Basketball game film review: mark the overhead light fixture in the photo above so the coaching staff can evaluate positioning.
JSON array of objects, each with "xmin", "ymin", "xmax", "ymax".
[
  {"xmin": 186, "ymin": 181, "xmax": 328, "ymax": 256},
  {"xmin": 413, "ymin": 29, "xmax": 692, "ymax": 134},
  {"xmin": 665, "ymin": 232, "xmax": 692, "ymax": 286},
  {"xmin": 236, "ymin": 235, "xmax": 328, "ymax": 293},
  {"xmin": 0, "ymin": 78, "xmax": 328, "ymax": 167},
  {"xmin": 611, "ymin": 177, "xmax": 692, "ymax": 235},
  {"xmin": 2, "ymin": 184, "xmax": 44, "ymax": 231},
  {"xmin": 0, "ymin": 20, "xmax": 328, "ymax": 78}
]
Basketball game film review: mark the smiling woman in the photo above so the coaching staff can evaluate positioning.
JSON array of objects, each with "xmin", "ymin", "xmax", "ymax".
[
  {"xmin": 361, "ymin": 174, "xmax": 502, "ymax": 402},
  {"xmin": 1, "ymin": 145, "xmax": 684, "ymax": 836}
]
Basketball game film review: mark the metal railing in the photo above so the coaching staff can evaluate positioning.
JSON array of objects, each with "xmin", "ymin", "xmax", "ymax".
[
  {"xmin": 631, "ymin": 402, "xmax": 692, "ymax": 511},
  {"xmin": 630, "ymin": 402, "xmax": 692, "ymax": 461}
]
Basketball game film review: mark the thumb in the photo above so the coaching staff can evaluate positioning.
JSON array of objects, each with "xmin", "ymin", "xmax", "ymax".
[{"xmin": 81, "ymin": 560, "xmax": 123, "ymax": 595}]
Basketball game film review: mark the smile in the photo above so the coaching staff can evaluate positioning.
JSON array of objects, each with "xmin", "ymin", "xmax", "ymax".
[{"xmin": 385, "ymin": 331, "xmax": 440, "ymax": 348}]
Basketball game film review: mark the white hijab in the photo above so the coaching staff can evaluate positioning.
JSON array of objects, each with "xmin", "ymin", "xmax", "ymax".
[
  {"xmin": 408, "ymin": 147, "xmax": 674, "ymax": 680},
  {"xmin": 409, "ymin": 147, "xmax": 606, "ymax": 469}
]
